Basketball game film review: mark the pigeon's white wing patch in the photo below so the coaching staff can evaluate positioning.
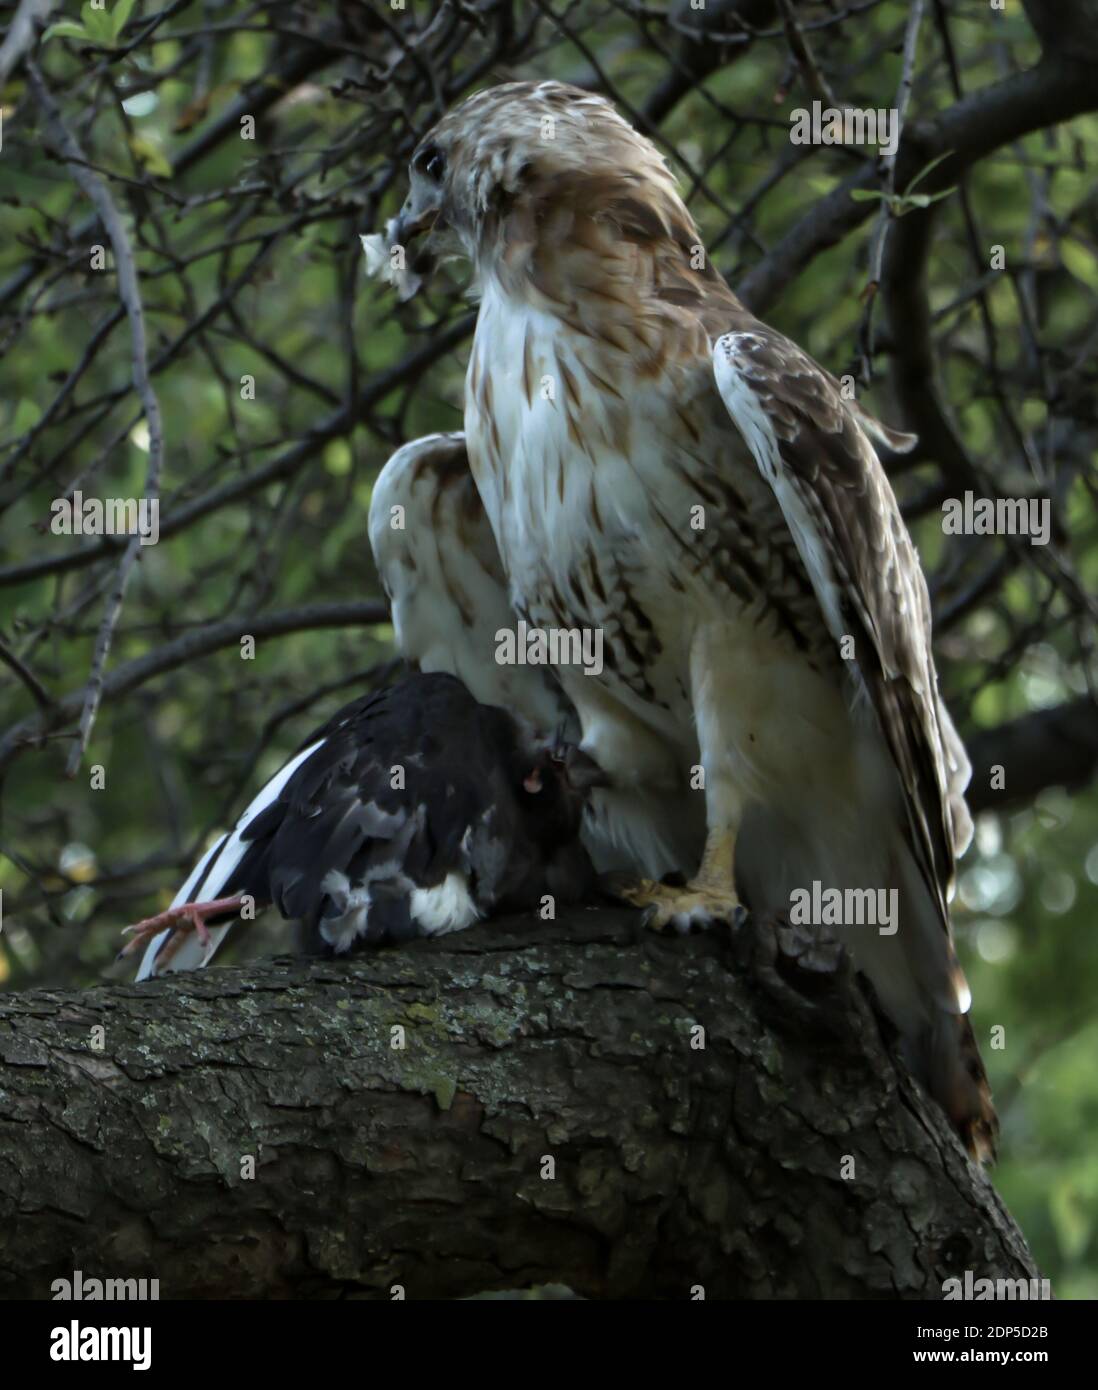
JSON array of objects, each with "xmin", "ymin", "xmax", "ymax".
[{"xmin": 409, "ymin": 871, "xmax": 481, "ymax": 936}]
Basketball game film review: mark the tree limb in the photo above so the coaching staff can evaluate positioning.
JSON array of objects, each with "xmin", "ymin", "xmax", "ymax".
[
  {"xmin": 0, "ymin": 0, "xmax": 56, "ymax": 87},
  {"xmin": 738, "ymin": 48, "xmax": 1098, "ymax": 315},
  {"xmin": 0, "ymin": 910, "xmax": 1036, "ymax": 1299},
  {"xmin": 966, "ymin": 696, "xmax": 1098, "ymax": 812},
  {"xmin": 644, "ymin": 0, "xmax": 779, "ymax": 126}
]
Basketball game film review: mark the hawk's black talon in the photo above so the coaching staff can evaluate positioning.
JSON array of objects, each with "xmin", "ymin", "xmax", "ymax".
[{"xmin": 639, "ymin": 903, "xmax": 661, "ymax": 932}]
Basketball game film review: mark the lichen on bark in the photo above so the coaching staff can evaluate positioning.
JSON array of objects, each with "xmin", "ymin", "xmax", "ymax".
[{"xmin": 0, "ymin": 909, "xmax": 1036, "ymax": 1299}]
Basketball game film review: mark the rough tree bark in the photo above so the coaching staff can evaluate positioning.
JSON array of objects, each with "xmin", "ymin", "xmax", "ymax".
[{"xmin": 0, "ymin": 909, "xmax": 1036, "ymax": 1300}]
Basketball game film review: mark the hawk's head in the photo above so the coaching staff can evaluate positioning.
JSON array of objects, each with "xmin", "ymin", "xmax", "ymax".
[{"xmin": 382, "ymin": 80, "xmax": 692, "ymax": 285}]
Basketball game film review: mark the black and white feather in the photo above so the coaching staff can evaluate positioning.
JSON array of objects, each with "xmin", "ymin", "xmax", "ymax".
[{"xmin": 134, "ymin": 673, "xmax": 600, "ymax": 980}]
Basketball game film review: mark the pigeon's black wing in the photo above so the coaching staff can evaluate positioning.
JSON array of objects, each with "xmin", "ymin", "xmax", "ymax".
[
  {"xmin": 135, "ymin": 673, "xmax": 595, "ymax": 978},
  {"xmin": 234, "ymin": 673, "xmax": 527, "ymax": 948}
]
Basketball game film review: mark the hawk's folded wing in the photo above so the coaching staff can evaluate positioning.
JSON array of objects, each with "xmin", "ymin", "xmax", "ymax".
[
  {"xmin": 368, "ymin": 432, "xmax": 575, "ymax": 737},
  {"xmin": 713, "ymin": 327, "xmax": 967, "ymax": 915},
  {"xmin": 713, "ymin": 326, "xmax": 994, "ymax": 1160}
]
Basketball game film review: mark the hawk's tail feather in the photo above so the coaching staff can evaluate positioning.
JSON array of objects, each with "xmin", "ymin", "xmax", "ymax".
[
  {"xmin": 849, "ymin": 401, "xmax": 918, "ymax": 455},
  {"xmin": 926, "ymin": 1010, "xmax": 999, "ymax": 1164}
]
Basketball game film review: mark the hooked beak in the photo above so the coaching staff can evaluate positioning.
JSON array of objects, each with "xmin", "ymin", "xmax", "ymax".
[
  {"xmin": 362, "ymin": 186, "xmax": 442, "ymax": 301},
  {"xmin": 390, "ymin": 187, "xmax": 441, "ymax": 249}
]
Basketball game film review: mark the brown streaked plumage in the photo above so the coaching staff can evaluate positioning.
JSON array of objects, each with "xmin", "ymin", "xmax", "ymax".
[{"xmin": 367, "ymin": 80, "xmax": 995, "ymax": 1161}]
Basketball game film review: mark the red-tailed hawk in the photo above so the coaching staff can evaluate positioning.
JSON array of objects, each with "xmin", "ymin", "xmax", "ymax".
[
  {"xmin": 366, "ymin": 81, "xmax": 996, "ymax": 1160},
  {"xmin": 124, "ymin": 673, "xmax": 601, "ymax": 978}
]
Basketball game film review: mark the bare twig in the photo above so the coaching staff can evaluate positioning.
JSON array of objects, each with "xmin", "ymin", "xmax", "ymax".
[
  {"xmin": 0, "ymin": 34, "xmax": 335, "ymax": 313},
  {"xmin": 739, "ymin": 46, "xmax": 1098, "ymax": 314},
  {"xmin": 856, "ymin": 0, "xmax": 925, "ymax": 378},
  {"xmin": 775, "ymin": 0, "xmax": 837, "ymax": 107},
  {"xmin": 0, "ymin": 636, "xmax": 53, "ymax": 712},
  {"xmin": 0, "ymin": 601, "xmax": 390, "ymax": 782},
  {"xmin": 26, "ymin": 59, "xmax": 166, "ymax": 778},
  {"xmin": 0, "ymin": 312, "xmax": 475, "ymax": 590}
]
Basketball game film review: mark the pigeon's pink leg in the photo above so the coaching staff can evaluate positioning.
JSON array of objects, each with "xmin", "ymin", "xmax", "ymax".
[{"xmin": 118, "ymin": 896, "xmax": 246, "ymax": 965}]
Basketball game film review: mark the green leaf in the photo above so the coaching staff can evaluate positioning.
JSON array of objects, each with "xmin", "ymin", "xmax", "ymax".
[
  {"xmin": 43, "ymin": 20, "xmax": 91, "ymax": 42},
  {"xmin": 895, "ymin": 186, "xmax": 956, "ymax": 214},
  {"xmin": 1062, "ymin": 238, "xmax": 1098, "ymax": 293},
  {"xmin": 110, "ymin": 0, "xmax": 139, "ymax": 42},
  {"xmin": 906, "ymin": 149, "xmax": 955, "ymax": 194},
  {"xmin": 80, "ymin": 2, "xmax": 115, "ymax": 45},
  {"xmin": 11, "ymin": 398, "xmax": 42, "ymax": 436},
  {"xmin": 849, "ymin": 189, "xmax": 885, "ymax": 202},
  {"xmin": 127, "ymin": 134, "xmax": 172, "ymax": 178}
]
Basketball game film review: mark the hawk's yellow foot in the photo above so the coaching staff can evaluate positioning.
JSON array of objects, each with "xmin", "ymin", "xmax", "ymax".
[
  {"xmin": 610, "ymin": 826, "xmax": 745, "ymax": 933},
  {"xmin": 614, "ymin": 876, "xmax": 746, "ymax": 934}
]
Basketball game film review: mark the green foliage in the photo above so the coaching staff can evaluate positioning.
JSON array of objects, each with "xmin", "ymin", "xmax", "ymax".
[
  {"xmin": 45, "ymin": 0, "xmax": 138, "ymax": 50},
  {"xmin": 849, "ymin": 150, "xmax": 958, "ymax": 215}
]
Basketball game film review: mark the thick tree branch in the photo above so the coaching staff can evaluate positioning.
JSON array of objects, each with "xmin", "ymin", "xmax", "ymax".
[
  {"xmin": 0, "ymin": 910, "xmax": 1036, "ymax": 1299},
  {"xmin": 0, "ymin": 0, "xmax": 56, "ymax": 86},
  {"xmin": 1020, "ymin": 0, "xmax": 1098, "ymax": 63},
  {"xmin": 738, "ymin": 50, "xmax": 1098, "ymax": 315},
  {"xmin": 966, "ymin": 697, "xmax": 1098, "ymax": 812},
  {"xmin": 644, "ymin": 0, "xmax": 779, "ymax": 125}
]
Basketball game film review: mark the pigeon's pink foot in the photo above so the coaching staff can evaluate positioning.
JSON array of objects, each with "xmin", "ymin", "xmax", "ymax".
[{"xmin": 118, "ymin": 895, "xmax": 245, "ymax": 963}]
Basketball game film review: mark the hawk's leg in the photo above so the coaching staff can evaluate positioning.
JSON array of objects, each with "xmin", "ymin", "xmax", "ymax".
[
  {"xmin": 610, "ymin": 618, "xmax": 753, "ymax": 932},
  {"xmin": 118, "ymin": 895, "xmax": 247, "ymax": 964},
  {"xmin": 611, "ymin": 827, "xmax": 745, "ymax": 933}
]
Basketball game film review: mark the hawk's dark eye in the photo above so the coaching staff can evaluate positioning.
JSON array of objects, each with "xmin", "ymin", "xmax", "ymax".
[{"xmin": 415, "ymin": 145, "xmax": 445, "ymax": 181}]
